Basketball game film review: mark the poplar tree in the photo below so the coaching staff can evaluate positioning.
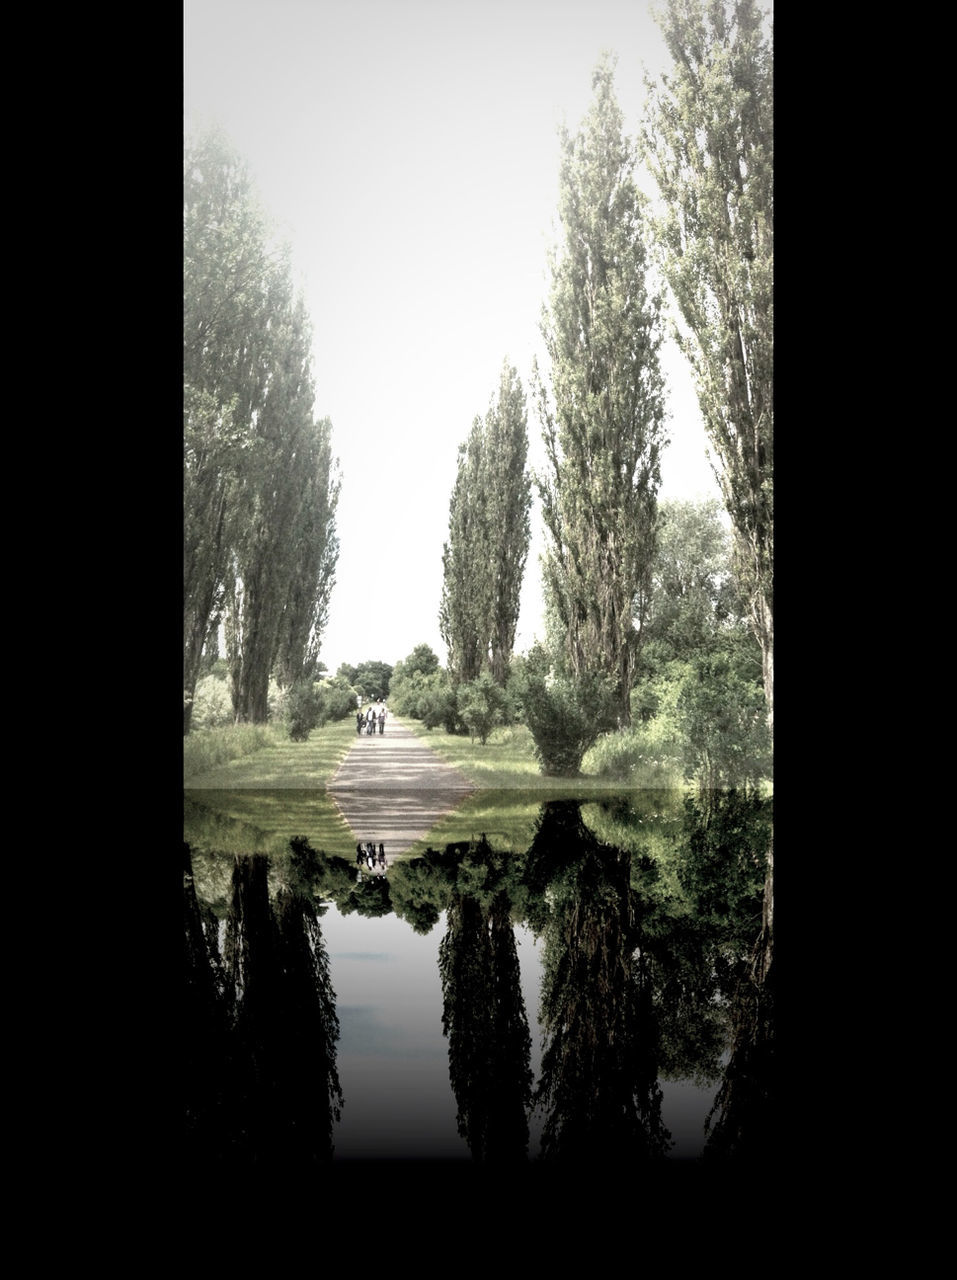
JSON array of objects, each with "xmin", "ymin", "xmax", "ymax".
[
  {"xmin": 642, "ymin": 0, "xmax": 773, "ymax": 731},
  {"xmin": 185, "ymin": 127, "xmax": 339, "ymax": 729},
  {"xmin": 440, "ymin": 361, "xmax": 531, "ymax": 688},
  {"xmin": 184, "ymin": 128, "xmax": 274, "ymax": 732},
  {"xmin": 536, "ymin": 57, "xmax": 667, "ymax": 725}
]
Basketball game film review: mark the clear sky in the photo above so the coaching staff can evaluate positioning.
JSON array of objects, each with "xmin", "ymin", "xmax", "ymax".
[{"xmin": 184, "ymin": 0, "xmax": 723, "ymax": 676}]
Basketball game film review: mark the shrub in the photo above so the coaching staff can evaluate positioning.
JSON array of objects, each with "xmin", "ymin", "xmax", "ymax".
[
  {"xmin": 190, "ymin": 674, "xmax": 234, "ymax": 731},
  {"xmin": 516, "ymin": 664, "xmax": 618, "ymax": 776},
  {"xmin": 582, "ymin": 724, "xmax": 683, "ymax": 786},
  {"xmin": 457, "ymin": 672, "xmax": 508, "ymax": 745},
  {"xmin": 183, "ymin": 722, "xmax": 277, "ymax": 779},
  {"xmin": 318, "ymin": 675, "xmax": 358, "ymax": 723},
  {"xmin": 285, "ymin": 680, "xmax": 323, "ymax": 742}
]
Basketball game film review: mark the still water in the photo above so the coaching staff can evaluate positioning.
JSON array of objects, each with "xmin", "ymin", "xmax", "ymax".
[{"xmin": 184, "ymin": 788, "xmax": 774, "ymax": 1179}]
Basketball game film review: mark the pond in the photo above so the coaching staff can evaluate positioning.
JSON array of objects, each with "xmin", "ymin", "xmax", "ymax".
[{"xmin": 184, "ymin": 786, "xmax": 774, "ymax": 1191}]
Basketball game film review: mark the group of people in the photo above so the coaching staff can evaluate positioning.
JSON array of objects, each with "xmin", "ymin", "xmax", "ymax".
[
  {"xmin": 356, "ymin": 841, "xmax": 387, "ymax": 871},
  {"xmin": 356, "ymin": 698, "xmax": 388, "ymax": 736}
]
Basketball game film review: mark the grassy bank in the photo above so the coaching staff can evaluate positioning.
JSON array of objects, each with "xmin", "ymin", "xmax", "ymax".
[
  {"xmin": 403, "ymin": 718, "xmax": 687, "ymax": 792},
  {"xmin": 184, "ymin": 716, "xmax": 357, "ymax": 788}
]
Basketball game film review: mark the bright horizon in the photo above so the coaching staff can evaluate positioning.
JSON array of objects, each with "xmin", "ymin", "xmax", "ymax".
[{"xmin": 184, "ymin": 0, "xmax": 725, "ymax": 677}]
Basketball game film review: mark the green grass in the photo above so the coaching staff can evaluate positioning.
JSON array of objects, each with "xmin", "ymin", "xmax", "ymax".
[
  {"xmin": 184, "ymin": 716, "xmax": 357, "ymax": 788},
  {"xmin": 403, "ymin": 718, "xmax": 688, "ymax": 793}
]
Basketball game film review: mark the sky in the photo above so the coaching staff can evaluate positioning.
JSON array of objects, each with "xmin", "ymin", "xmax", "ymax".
[{"xmin": 184, "ymin": 0, "xmax": 724, "ymax": 676}]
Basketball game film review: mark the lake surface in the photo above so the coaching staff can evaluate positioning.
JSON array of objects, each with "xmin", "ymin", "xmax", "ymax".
[{"xmin": 184, "ymin": 786, "xmax": 774, "ymax": 1183}]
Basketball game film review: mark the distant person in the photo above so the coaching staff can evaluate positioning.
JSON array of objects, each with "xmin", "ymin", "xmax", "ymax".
[
  {"xmin": 356, "ymin": 709, "xmax": 364, "ymax": 735},
  {"xmin": 378, "ymin": 842, "xmax": 386, "ymax": 869},
  {"xmin": 356, "ymin": 844, "xmax": 364, "ymax": 866},
  {"xmin": 378, "ymin": 703, "xmax": 386, "ymax": 735},
  {"xmin": 366, "ymin": 704, "xmax": 376, "ymax": 735}
]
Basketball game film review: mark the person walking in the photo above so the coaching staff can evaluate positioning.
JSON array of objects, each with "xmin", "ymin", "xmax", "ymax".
[{"xmin": 378, "ymin": 702, "xmax": 386, "ymax": 735}]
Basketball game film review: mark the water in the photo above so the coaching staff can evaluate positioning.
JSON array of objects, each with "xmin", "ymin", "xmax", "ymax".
[{"xmin": 184, "ymin": 787, "xmax": 773, "ymax": 1177}]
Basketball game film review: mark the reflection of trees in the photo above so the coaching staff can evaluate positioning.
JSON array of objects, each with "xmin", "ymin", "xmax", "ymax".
[
  {"xmin": 525, "ymin": 802, "xmax": 672, "ymax": 1163},
  {"xmin": 438, "ymin": 839, "xmax": 533, "ymax": 1164},
  {"xmin": 677, "ymin": 790, "xmax": 775, "ymax": 1161},
  {"xmin": 184, "ymin": 841, "xmax": 343, "ymax": 1178}
]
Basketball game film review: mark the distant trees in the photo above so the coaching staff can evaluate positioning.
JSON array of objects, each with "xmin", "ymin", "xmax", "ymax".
[
  {"xmin": 535, "ymin": 57, "xmax": 667, "ymax": 726},
  {"xmin": 184, "ymin": 128, "xmax": 340, "ymax": 731},
  {"xmin": 642, "ymin": 0, "xmax": 773, "ymax": 731},
  {"xmin": 440, "ymin": 361, "xmax": 531, "ymax": 688}
]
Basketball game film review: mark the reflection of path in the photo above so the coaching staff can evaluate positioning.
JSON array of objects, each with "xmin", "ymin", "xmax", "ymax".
[{"xmin": 329, "ymin": 716, "xmax": 473, "ymax": 858}]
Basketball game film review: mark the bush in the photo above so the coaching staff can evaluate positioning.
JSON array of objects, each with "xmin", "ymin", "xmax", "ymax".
[
  {"xmin": 515, "ymin": 662, "xmax": 618, "ymax": 776},
  {"xmin": 457, "ymin": 672, "xmax": 508, "ymax": 745},
  {"xmin": 184, "ymin": 722, "xmax": 277, "ymax": 779},
  {"xmin": 318, "ymin": 675, "xmax": 358, "ymax": 723},
  {"xmin": 190, "ymin": 674, "xmax": 234, "ymax": 731},
  {"xmin": 285, "ymin": 680, "xmax": 323, "ymax": 742},
  {"xmin": 582, "ymin": 724, "xmax": 683, "ymax": 786}
]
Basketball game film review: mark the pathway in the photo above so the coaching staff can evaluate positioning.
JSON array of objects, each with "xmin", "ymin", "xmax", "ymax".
[{"xmin": 328, "ymin": 715, "xmax": 474, "ymax": 862}]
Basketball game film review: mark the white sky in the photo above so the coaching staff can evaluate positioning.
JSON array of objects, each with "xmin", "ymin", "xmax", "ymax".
[{"xmin": 184, "ymin": 0, "xmax": 724, "ymax": 676}]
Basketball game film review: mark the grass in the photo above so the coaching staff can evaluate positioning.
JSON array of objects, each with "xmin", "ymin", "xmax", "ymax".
[
  {"xmin": 184, "ymin": 716, "xmax": 357, "ymax": 788},
  {"xmin": 403, "ymin": 718, "xmax": 688, "ymax": 793}
]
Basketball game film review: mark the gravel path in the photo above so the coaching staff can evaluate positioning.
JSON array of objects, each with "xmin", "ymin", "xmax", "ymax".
[{"xmin": 328, "ymin": 715, "xmax": 473, "ymax": 860}]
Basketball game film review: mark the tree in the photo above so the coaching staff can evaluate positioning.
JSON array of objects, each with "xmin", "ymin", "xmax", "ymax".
[
  {"xmin": 642, "ymin": 0, "xmax": 773, "ymax": 732},
  {"xmin": 184, "ymin": 129, "xmax": 274, "ymax": 732},
  {"xmin": 223, "ymin": 292, "xmax": 341, "ymax": 724},
  {"xmin": 351, "ymin": 660, "xmax": 394, "ymax": 701},
  {"xmin": 440, "ymin": 361, "xmax": 531, "ymax": 688},
  {"xmin": 184, "ymin": 127, "xmax": 340, "ymax": 729},
  {"xmin": 535, "ymin": 57, "xmax": 667, "ymax": 725},
  {"xmin": 641, "ymin": 497, "xmax": 743, "ymax": 667}
]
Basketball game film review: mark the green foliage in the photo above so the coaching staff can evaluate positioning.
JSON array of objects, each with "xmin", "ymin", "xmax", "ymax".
[
  {"xmin": 581, "ymin": 725, "xmax": 683, "ymax": 788},
  {"xmin": 183, "ymin": 722, "xmax": 278, "ymax": 780},
  {"xmin": 317, "ymin": 674, "xmax": 358, "ymax": 723},
  {"xmin": 351, "ymin": 659, "xmax": 393, "ymax": 701},
  {"xmin": 514, "ymin": 652, "xmax": 618, "ymax": 776},
  {"xmin": 677, "ymin": 649, "xmax": 771, "ymax": 791},
  {"xmin": 388, "ymin": 666, "xmax": 457, "ymax": 731},
  {"xmin": 441, "ymin": 362, "xmax": 531, "ymax": 688},
  {"xmin": 400, "ymin": 644, "xmax": 441, "ymax": 679},
  {"xmin": 457, "ymin": 672, "xmax": 509, "ymax": 746},
  {"xmin": 641, "ymin": 498, "xmax": 743, "ymax": 670},
  {"xmin": 642, "ymin": 1, "xmax": 774, "ymax": 725},
  {"xmin": 535, "ymin": 56, "xmax": 667, "ymax": 722},
  {"xmin": 284, "ymin": 680, "xmax": 323, "ymax": 742},
  {"xmin": 184, "ymin": 126, "xmax": 340, "ymax": 730},
  {"xmin": 190, "ymin": 673, "xmax": 234, "ymax": 731}
]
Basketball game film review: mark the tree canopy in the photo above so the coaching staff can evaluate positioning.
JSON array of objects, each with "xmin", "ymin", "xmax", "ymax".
[
  {"xmin": 535, "ymin": 57, "xmax": 667, "ymax": 724},
  {"xmin": 642, "ymin": 0, "xmax": 773, "ymax": 729},
  {"xmin": 184, "ymin": 127, "xmax": 340, "ymax": 729}
]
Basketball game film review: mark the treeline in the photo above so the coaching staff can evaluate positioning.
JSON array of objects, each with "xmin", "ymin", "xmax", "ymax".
[
  {"xmin": 184, "ymin": 128, "xmax": 341, "ymax": 734},
  {"xmin": 433, "ymin": 0, "xmax": 772, "ymax": 777}
]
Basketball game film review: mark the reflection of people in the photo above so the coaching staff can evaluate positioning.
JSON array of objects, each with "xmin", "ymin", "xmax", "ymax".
[
  {"xmin": 378, "ymin": 842, "xmax": 386, "ymax": 869},
  {"xmin": 356, "ymin": 843, "xmax": 364, "ymax": 865}
]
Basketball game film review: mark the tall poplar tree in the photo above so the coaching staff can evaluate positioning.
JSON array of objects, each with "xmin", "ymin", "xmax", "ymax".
[
  {"xmin": 642, "ymin": 0, "xmax": 773, "ymax": 732},
  {"xmin": 440, "ymin": 361, "xmax": 531, "ymax": 688},
  {"xmin": 535, "ymin": 57, "xmax": 667, "ymax": 725},
  {"xmin": 185, "ymin": 127, "xmax": 339, "ymax": 729},
  {"xmin": 184, "ymin": 129, "xmax": 273, "ymax": 732}
]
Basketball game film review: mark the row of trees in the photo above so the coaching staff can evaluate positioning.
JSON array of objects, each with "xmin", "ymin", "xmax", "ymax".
[
  {"xmin": 184, "ymin": 128, "xmax": 340, "ymax": 734},
  {"xmin": 437, "ymin": 0, "xmax": 772, "ymax": 762}
]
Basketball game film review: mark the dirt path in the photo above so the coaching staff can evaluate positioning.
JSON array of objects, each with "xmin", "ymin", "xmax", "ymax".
[{"xmin": 328, "ymin": 715, "xmax": 473, "ymax": 861}]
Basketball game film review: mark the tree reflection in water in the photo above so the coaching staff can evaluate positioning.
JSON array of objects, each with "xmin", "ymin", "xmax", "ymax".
[
  {"xmin": 438, "ymin": 839, "xmax": 533, "ymax": 1165},
  {"xmin": 183, "ymin": 786, "xmax": 773, "ymax": 1179},
  {"xmin": 524, "ymin": 801, "xmax": 672, "ymax": 1163},
  {"xmin": 184, "ymin": 839, "xmax": 343, "ymax": 1182}
]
